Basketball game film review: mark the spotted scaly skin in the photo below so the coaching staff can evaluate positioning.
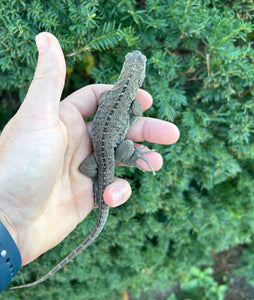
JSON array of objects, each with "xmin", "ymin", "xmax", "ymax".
[{"xmin": 12, "ymin": 51, "xmax": 155, "ymax": 289}]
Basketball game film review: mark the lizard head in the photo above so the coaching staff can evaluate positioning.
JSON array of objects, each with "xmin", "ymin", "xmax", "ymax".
[{"xmin": 122, "ymin": 51, "xmax": 147, "ymax": 86}]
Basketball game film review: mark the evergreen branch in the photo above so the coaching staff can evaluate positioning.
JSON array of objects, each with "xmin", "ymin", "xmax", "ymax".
[
  {"xmin": 240, "ymin": 84, "xmax": 254, "ymax": 98},
  {"xmin": 65, "ymin": 45, "xmax": 91, "ymax": 57},
  {"xmin": 0, "ymin": 40, "xmax": 9, "ymax": 51},
  {"xmin": 0, "ymin": 2, "xmax": 253, "ymax": 298}
]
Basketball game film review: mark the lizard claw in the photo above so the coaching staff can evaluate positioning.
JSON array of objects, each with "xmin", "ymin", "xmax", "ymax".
[{"xmin": 133, "ymin": 146, "xmax": 156, "ymax": 175}]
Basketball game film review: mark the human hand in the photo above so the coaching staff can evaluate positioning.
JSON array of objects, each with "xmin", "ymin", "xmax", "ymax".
[{"xmin": 0, "ymin": 33, "xmax": 179, "ymax": 266}]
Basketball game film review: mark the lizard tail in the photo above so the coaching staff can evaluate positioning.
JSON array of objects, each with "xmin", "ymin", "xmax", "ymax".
[{"xmin": 11, "ymin": 202, "xmax": 110, "ymax": 289}]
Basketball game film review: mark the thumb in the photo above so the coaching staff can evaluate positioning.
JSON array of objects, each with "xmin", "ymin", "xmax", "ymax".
[{"xmin": 19, "ymin": 32, "xmax": 66, "ymax": 125}]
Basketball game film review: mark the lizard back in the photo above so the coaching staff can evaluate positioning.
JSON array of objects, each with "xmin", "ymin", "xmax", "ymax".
[{"xmin": 11, "ymin": 50, "xmax": 147, "ymax": 289}]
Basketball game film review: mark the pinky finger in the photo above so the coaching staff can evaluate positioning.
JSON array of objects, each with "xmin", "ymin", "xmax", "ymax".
[{"xmin": 103, "ymin": 178, "xmax": 132, "ymax": 207}]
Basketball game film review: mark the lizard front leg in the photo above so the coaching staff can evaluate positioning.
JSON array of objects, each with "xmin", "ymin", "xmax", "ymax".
[
  {"xmin": 98, "ymin": 90, "xmax": 109, "ymax": 106},
  {"xmin": 130, "ymin": 98, "xmax": 143, "ymax": 124},
  {"xmin": 115, "ymin": 140, "xmax": 156, "ymax": 175}
]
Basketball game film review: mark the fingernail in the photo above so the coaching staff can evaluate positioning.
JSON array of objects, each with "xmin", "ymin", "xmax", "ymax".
[
  {"xmin": 35, "ymin": 34, "xmax": 49, "ymax": 54},
  {"xmin": 112, "ymin": 188, "xmax": 123, "ymax": 207}
]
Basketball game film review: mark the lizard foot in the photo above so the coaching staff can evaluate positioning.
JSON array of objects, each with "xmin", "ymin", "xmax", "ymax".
[
  {"xmin": 115, "ymin": 140, "xmax": 156, "ymax": 175},
  {"xmin": 132, "ymin": 145, "xmax": 156, "ymax": 175}
]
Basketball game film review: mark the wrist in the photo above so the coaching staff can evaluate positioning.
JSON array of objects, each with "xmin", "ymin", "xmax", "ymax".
[
  {"xmin": 0, "ymin": 216, "xmax": 22, "ymax": 291},
  {"xmin": 0, "ymin": 211, "xmax": 19, "ymax": 249}
]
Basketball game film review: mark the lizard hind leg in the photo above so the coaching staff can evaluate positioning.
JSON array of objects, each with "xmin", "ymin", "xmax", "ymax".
[
  {"xmin": 80, "ymin": 153, "xmax": 98, "ymax": 178},
  {"xmin": 115, "ymin": 140, "xmax": 156, "ymax": 175},
  {"xmin": 79, "ymin": 153, "xmax": 99, "ymax": 207}
]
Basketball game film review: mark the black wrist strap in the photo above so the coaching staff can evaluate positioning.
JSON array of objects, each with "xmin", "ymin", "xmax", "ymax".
[{"xmin": 0, "ymin": 221, "xmax": 21, "ymax": 291}]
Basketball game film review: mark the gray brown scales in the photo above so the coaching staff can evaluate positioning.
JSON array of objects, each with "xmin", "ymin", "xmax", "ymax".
[{"xmin": 12, "ymin": 50, "xmax": 155, "ymax": 289}]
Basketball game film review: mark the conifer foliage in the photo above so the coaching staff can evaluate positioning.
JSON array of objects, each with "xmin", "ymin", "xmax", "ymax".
[{"xmin": 0, "ymin": 0, "xmax": 254, "ymax": 299}]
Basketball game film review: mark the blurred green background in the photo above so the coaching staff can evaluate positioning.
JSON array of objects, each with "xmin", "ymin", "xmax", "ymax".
[{"xmin": 0, "ymin": 1, "xmax": 254, "ymax": 299}]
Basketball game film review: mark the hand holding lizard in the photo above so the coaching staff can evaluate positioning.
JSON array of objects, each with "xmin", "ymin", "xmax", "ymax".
[{"xmin": 0, "ymin": 33, "xmax": 179, "ymax": 268}]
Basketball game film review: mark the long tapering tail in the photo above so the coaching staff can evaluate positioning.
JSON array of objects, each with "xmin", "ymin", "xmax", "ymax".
[{"xmin": 11, "ymin": 202, "xmax": 109, "ymax": 289}]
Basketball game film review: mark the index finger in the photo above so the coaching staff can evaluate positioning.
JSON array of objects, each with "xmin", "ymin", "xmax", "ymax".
[{"xmin": 62, "ymin": 84, "xmax": 153, "ymax": 118}]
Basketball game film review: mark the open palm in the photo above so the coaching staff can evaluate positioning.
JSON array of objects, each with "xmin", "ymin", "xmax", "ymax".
[{"xmin": 0, "ymin": 33, "xmax": 179, "ymax": 266}]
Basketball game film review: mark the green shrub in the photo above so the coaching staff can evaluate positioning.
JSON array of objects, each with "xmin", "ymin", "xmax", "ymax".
[{"xmin": 0, "ymin": 0, "xmax": 254, "ymax": 299}]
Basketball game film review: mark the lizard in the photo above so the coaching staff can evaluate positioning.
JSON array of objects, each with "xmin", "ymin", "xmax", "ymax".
[{"xmin": 12, "ymin": 50, "xmax": 155, "ymax": 289}]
